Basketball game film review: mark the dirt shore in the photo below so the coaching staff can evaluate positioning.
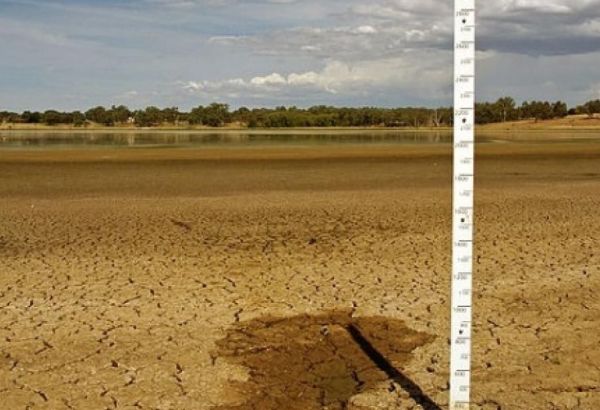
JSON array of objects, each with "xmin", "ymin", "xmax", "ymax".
[{"xmin": 1, "ymin": 143, "xmax": 599, "ymax": 409}]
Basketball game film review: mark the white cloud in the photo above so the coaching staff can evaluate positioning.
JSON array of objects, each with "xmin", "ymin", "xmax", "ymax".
[
  {"xmin": 210, "ymin": 0, "xmax": 600, "ymax": 60},
  {"xmin": 250, "ymin": 73, "xmax": 287, "ymax": 86},
  {"xmin": 145, "ymin": 0, "xmax": 300, "ymax": 6},
  {"xmin": 300, "ymin": 45, "xmax": 321, "ymax": 52},
  {"xmin": 184, "ymin": 81, "xmax": 203, "ymax": 91},
  {"xmin": 482, "ymin": 0, "xmax": 591, "ymax": 14},
  {"xmin": 184, "ymin": 50, "xmax": 452, "ymax": 100},
  {"xmin": 3, "ymin": 0, "xmax": 600, "ymax": 110},
  {"xmin": 354, "ymin": 25, "xmax": 377, "ymax": 34},
  {"xmin": 122, "ymin": 90, "xmax": 139, "ymax": 97}
]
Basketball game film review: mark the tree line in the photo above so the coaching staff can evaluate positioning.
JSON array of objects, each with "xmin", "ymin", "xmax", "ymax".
[{"xmin": 1, "ymin": 98, "xmax": 599, "ymax": 128}]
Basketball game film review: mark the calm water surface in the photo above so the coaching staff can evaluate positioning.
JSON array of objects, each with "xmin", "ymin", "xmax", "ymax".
[{"xmin": 0, "ymin": 130, "xmax": 599, "ymax": 149}]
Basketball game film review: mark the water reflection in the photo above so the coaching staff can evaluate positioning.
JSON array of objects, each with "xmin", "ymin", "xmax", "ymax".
[
  {"xmin": 0, "ymin": 131, "xmax": 453, "ymax": 148},
  {"xmin": 0, "ymin": 130, "xmax": 598, "ymax": 149}
]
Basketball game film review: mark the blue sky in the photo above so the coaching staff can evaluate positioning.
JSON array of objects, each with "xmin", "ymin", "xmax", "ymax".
[{"xmin": 1, "ymin": 0, "xmax": 599, "ymax": 111}]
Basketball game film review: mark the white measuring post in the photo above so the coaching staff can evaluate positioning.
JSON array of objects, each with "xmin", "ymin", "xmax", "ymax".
[{"xmin": 451, "ymin": 0, "xmax": 475, "ymax": 409}]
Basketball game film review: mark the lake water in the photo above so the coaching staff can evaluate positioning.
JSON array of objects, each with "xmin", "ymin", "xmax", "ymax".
[{"xmin": 0, "ymin": 130, "xmax": 599, "ymax": 149}]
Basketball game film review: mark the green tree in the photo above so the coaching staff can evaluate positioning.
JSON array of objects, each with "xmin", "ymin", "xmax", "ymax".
[
  {"xmin": 496, "ymin": 97, "xmax": 516, "ymax": 122},
  {"xmin": 41, "ymin": 110, "xmax": 63, "ymax": 125},
  {"xmin": 203, "ymin": 103, "xmax": 230, "ymax": 127},
  {"xmin": 161, "ymin": 107, "xmax": 180, "ymax": 124},
  {"xmin": 134, "ymin": 106, "xmax": 163, "ymax": 127},
  {"xmin": 552, "ymin": 101, "xmax": 568, "ymax": 118},
  {"xmin": 72, "ymin": 111, "xmax": 86, "ymax": 127},
  {"xmin": 21, "ymin": 111, "xmax": 41, "ymax": 123},
  {"xmin": 188, "ymin": 106, "xmax": 205, "ymax": 125},
  {"xmin": 232, "ymin": 107, "xmax": 251, "ymax": 125},
  {"xmin": 1, "ymin": 111, "xmax": 22, "ymax": 123},
  {"xmin": 579, "ymin": 100, "xmax": 600, "ymax": 118},
  {"xmin": 85, "ymin": 106, "xmax": 113, "ymax": 125},
  {"xmin": 109, "ymin": 105, "xmax": 131, "ymax": 124}
]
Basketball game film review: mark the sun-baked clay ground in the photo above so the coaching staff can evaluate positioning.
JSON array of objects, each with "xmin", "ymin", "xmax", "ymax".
[{"xmin": 1, "ymin": 142, "xmax": 599, "ymax": 409}]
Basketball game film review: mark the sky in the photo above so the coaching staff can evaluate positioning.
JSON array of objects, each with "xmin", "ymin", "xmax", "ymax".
[{"xmin": 1, "ymin": 0, "xmax": 599, "ymax": 111}]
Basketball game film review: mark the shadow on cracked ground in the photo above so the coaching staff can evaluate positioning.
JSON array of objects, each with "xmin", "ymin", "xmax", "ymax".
[{"xmin": 214, "ymin": 309, "xmax": 439, "ymax": 410}]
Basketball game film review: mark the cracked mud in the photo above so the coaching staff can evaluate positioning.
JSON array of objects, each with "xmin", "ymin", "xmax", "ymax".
[{"xmin": 1, "ymin": 142, "xmax": 600, "ymax": 409}]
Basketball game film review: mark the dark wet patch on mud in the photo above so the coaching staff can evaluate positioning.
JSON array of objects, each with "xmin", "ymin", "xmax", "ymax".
[{"xmin": 214, "ymin": 310, "xmax": 435, "ymax": 410}]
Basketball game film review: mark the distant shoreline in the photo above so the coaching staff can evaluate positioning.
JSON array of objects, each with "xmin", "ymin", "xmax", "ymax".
[
  {"xmin": 0, "ymin": 125, "xmax": 452, "ymax": 133},
  {"xmin": 1, "ymin": 115, "xmax": 600, "ymax": 132}
]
